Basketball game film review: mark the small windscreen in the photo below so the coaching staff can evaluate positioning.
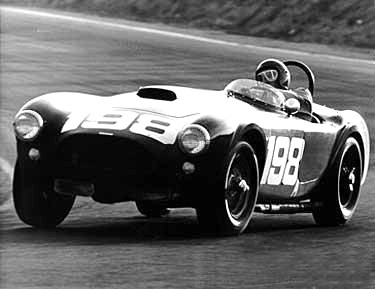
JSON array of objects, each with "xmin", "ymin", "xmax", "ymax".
[{"xmin": 224, "ymin": 79, "xmax": 286, "ymax": 109}]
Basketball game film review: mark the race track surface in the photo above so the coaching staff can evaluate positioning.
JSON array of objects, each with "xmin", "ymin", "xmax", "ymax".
[{"xmin": 0, "ymin": 7, "xmax": 374, "ymax": 289}]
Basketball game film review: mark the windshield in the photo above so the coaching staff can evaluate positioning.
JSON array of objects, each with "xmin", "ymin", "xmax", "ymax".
[{"xmin": 224, "ymin": 79, "xmax": 286, "ymax": 110}]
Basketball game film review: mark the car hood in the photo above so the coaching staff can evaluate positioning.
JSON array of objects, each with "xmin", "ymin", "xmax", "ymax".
[
  {"xmin": 26, "ymin": 86, "xmax": 228, "ymax": 119},
  {"xmin": 21, "ymin": 85, "xmax": 268, "ymax": 139},
  {"xmin": 110, "ymin": 85, "xmax": 227, "ymax": 118}
]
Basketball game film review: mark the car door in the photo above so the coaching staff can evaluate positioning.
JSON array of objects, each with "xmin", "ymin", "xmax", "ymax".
[{"xmin": 259, "ymin": 112, "xmax": 337, "ymax": 200}]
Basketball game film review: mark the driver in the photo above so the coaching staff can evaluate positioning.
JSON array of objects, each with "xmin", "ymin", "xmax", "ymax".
[
  {"xmin": 254, "ymin": 58, "xmax": 313, "ymax": 119},
  {"xmin": 255, "ymin": 58, "xmax": 291, "ymax": 90}
]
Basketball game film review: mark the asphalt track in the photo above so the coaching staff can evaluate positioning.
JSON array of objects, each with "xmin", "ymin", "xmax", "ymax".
[{"xmin": 0, "ymin": 7, "xmax": 374, "ymax": 289}]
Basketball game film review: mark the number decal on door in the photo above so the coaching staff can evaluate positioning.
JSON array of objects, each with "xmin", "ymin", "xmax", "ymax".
[{"xmin": 260, "ymin": 136, "xmax": 305, "ymax": 186}]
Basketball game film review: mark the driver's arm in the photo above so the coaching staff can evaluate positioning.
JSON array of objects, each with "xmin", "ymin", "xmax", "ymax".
[
  {"xmin": 294, "ymin": 87, "xmax": 313, "ymax": 103},
  {"xmin": 293, "ymin": 87, "xmax": 312, "ymax": 114}
]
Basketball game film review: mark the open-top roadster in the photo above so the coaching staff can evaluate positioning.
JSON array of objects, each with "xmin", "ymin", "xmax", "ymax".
[{"xmin": 13, "ymin": 59, "xmax": 369, "ymax": 235}]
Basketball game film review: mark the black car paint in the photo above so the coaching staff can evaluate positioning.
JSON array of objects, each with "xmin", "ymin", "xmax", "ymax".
[{"xmin": 14, "ymin": 84, "xmax": 369, "ymax": 208}]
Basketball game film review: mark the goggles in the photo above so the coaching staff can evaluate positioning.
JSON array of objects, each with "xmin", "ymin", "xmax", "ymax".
[{"xmin": 258, "ymin": 69, "xmax": 279, "ymax": 82}]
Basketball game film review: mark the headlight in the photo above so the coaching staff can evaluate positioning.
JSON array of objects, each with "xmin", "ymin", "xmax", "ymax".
[
  {"xmin": 13, "ymin": 110, "xmax": 44, "ymax": 141},
  {"xmin": 178, "ymin": 124, "xmax": 210, "ymax": 155}
]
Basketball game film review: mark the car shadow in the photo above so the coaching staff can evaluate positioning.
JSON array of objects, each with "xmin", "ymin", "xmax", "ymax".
[{"xmin": 1, "ymin": 212, "xmax": 336, "ymax": 246}]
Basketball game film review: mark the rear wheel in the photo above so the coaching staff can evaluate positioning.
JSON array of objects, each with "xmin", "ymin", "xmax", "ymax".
[
  {"xmin": 13, "ymin": 161, "xmax": 75, "ymax": 228},
  {"xmin": 196, "ymin": 142, "xmax": 259, "ymax": 236},
  {"xmin": 135, "ymin": 201, "xmax": 170, "ymax": 217},
  {"xmin": 312, "ymin": 137, "xmax": 362, "ymax": 226}
]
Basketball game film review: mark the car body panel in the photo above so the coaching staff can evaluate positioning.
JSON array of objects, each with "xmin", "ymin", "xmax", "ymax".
[{"xmin": 14, "ymin": 80, "xmax": 370, "ymax": 205}]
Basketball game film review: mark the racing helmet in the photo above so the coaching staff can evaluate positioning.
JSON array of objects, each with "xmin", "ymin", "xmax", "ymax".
[{"xmin": 255, "ymin": 59, "xmax": 291, "ymax": 90}]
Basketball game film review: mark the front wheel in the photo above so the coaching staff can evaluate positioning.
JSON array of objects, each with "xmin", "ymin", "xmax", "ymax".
[
  {"xmin": 13, "ymin": 161, "xmax": 75, "ymax": 228},
  {"xmin": 196, "ymin": 142, "xmax": 259, "ymax": 236},
  {"xmin": 312, "ymin": 137, "xmax": 362, "ymax": 226}
]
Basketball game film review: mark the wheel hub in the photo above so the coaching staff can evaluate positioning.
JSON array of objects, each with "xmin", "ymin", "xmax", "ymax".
[
  {"xmin": 238, "ymin": 179, "xmax": 250, "ymax": 193},
  {"xmin": 226, "ymin": 171, "xmax": 250, "ymax": 219},
  {"xmin": 348, "ymin": 168, "xmax": 356, "ymax": 192},
  {"xmin": 342, "ymin": 166, "xmax": 356, "ymax": 193}
]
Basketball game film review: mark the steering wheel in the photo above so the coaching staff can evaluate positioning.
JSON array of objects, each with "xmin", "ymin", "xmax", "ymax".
[{"xmin": 284, "ymin": 60, "xmax": 315, "ymax": 97}]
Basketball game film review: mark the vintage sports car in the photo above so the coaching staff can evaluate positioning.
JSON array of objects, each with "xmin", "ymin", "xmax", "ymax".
[{"xmin": 13, "ymin": 59, "xmax": 370, "ymax": 235}]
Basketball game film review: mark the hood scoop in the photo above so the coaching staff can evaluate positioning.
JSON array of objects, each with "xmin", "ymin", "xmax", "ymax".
[{"xmin": 137, "ymin": 87, "xmax": 177, "ymax": 101}]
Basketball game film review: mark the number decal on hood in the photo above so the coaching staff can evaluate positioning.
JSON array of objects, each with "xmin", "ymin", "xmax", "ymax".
[
  {"xmin": 61, "ymin": 110, "xmax": 182, "ymax": 144},
  {"xmin": 130, "ymin": 114, "xmax": 181, "ymax": 144},
  {"xmin": 260, "ymin": 136, "xmax": 305, "ymax": 186},
  {"xmin": 81, "ymin": 111, "xmax": 138, "ymax": 130}
]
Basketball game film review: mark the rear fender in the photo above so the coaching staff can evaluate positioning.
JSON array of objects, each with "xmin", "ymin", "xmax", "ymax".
[{"xmin": 325, "ymin": 122, "xmax": 369, "ymax": 185}]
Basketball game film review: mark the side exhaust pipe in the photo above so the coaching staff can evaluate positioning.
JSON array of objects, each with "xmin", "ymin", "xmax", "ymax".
[{"xmin": 255, "ymin": 203, "xmax": 315, "ymax": 214}]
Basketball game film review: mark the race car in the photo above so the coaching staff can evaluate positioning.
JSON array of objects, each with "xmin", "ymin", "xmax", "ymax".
[{"xmin": 12, "ymin": 59, "xmax": 370, "ymax": 235}]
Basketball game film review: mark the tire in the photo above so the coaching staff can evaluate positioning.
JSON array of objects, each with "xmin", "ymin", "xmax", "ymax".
[
  {"xmin": 135, "ymin": 201, "xmax": 170, "ymax": 217},
  {"xmin": 13, "ymin": 160, "xmax": 75, "ymax": 228},
  {"xmin": 312, "ymin": 137, "xmax": 362, "ymax": 226},
  {"xmin": 196, "ymin": 142, "xmax": 259, "ymax": 236}
]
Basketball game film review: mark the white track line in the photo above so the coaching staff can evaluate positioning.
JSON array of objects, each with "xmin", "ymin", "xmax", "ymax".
[
  {"xmin": 1, "ymin": 6, "xmax": 374, "ymax": 66},
  {"xmin": 0, "ymin": 157, "xmax": 14, "ymax": 211}
]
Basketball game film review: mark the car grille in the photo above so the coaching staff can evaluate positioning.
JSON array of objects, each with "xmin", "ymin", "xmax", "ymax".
[{"xmin": 56, "ymin": 134, "xmax": 153, "ymax": 178}]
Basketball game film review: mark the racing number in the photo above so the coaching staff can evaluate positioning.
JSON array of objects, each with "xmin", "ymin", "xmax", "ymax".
[
  {"xmin": 283, "ymin": 137, "xmax": 305, "ymax": 185},
  {"xmin": 130, "ymin": 114, "xmax": 178, "ymax": 144},
  {"xmin": 267, "ymin": 136, "xmax": 290, "ymax": 185},
  {"xmin": 260, "ymin": 136, "xmax": 305, "ymax": 186},
  {"xmin": 62, "ymin": 110, "xmax": 181, "ymax": 144},
  {"xmin": 81, "ymin": 111, "xmax": 138, "ymax": 130}
]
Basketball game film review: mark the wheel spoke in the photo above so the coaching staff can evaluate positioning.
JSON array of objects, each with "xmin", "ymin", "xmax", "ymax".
[
  {"xmin": 339, "ymin": 146, "xmax": 360, "ymax": 209},
  {"xmin": 312, "ymin": 137, "xmax": 362, "ymax": 226},
  {"xmin": 225, "ymin": 155, "xmax": 252, "ymax": 220}
]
